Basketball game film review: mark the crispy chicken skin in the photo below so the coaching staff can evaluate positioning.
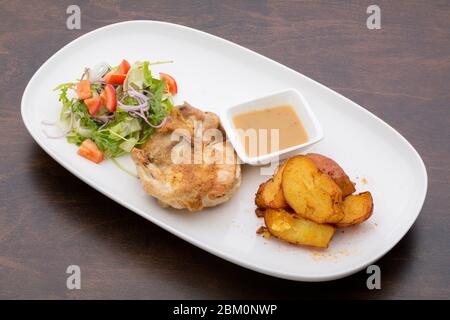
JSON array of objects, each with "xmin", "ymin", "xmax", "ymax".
[{"xmin": 131, "ymin": 102, "xmax": 241, "ymax": 211}]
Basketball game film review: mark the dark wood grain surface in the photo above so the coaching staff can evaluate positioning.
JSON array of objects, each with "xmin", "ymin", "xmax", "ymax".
[{"xmin": 1, "ymin": 0, "xmax": 449, "ymax": 299}]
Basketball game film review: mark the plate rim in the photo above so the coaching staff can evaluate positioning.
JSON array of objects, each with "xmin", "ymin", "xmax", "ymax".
[{"xmin": 21, "ymin": 20, "xmax": 428, "ymax": 281}]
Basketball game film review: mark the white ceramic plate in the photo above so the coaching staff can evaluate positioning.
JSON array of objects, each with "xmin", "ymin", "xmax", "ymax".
[{"xmin": 21, "ymin": 21, "xmax": 427, "ymax": 281}]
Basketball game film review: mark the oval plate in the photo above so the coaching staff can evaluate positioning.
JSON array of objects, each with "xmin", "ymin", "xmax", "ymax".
[{"xmin": 21, "ymin": 21, "xmax": 427, "ymax": 281}]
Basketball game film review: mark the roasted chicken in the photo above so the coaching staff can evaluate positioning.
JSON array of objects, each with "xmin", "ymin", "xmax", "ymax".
[{"xmin": 131, "ymin": 103, "xmax": 241, "ymax": 211}]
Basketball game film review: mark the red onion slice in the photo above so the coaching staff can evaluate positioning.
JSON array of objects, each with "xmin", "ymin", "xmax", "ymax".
[
  {"xmin": 150, "ymin": 116, "xmax": 168, "ymax": 129},
  {"xmin": 117, "ymin": 99, "xmax": 148, "ymax": 112},
  {"xmin": 128, "ymin": 87, "xmax": 149, "ymax": 101},
  {"xmin": 130, "ymin": 110, "xmax": 168, "ymax": 129}
]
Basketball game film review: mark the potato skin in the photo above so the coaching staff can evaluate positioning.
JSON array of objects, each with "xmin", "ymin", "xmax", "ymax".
[
  {"xmin": 336, "ymin": 192, "xmax": 374, "ymax": 227},
  {"xmin": 306, "ymin": 153, "xmax": 356, "ymax": 197},
  {"xmin": 255, "ymin": 208, "xmax": 265, "ymax": 218},
  {"xmin": 255, "ymin": 163, "xmax": 288, "ymax": 209},
  {"xmin": 282, "ymin": 156, "xmax": 344, "ymax": 224},
  {"xmin": 264, "ymin": 208, "xmax": 335, "ymax": 248}
]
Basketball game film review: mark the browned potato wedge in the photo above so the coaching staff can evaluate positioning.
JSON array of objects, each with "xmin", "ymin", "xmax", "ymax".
[
  {"xmin": 255, "ymin": 163, "xmax": 288, "ymax": 209},
  {"xmin": 336, "ymin": 192, "xmax": 374, "ymax": 227},
  {"xmin": 306, "ymin": 153, "xmax": 356, "ymax": 197},
  {"xmin": 255, "ymin": 208, "xmax": 265, "ymax": 218},
  {"xmin": 264, "ymin": 208, "xmax": 335, "ymax": 248},
  {"xmin": 282, "ymin": 156, "xmax": 344, "ymax": 224}
]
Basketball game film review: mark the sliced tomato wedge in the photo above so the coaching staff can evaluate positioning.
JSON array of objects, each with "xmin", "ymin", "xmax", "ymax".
[
  {"xmin": 118, "ymin": 59, "xmax": 131, "ymax": 74},
  {"xmin": 100, "ymin": 90, "xmax": 107, "ymax": 106},
  {"xmin": 104, "ymin": 72, "xmax": 127, "ymax": 85},
  {"xmin": 84, "ymin": 96, "xmax": 102, "ymax": 116},
  {"xmin": 159, "ymin": 72, "xmax": 177, "ymax": 94},
  {"xmin": 103, "ymin": 84, "xmax": 117, "ymax": 112},
  {"xmin": 78, "ymin": 139, "xmax": 104, "ymax": 164},
  {"xmin": 76, "ymin": 79, "xmax": 92, "ymax": 99}
]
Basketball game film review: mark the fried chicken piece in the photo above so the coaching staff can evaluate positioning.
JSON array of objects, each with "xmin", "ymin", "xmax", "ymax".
[{"xmin": 131, "ymin": 102, "xmax": 241, "ymax": 211}]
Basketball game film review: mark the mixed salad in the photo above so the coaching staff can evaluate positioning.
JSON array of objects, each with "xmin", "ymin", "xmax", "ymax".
[{"xmin": 46, "ymin": 59, "xmax": 177, "ymax": 164}]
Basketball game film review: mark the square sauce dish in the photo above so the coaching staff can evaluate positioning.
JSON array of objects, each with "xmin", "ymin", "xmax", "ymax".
[{"xmin": 220, "ymin": 88, "xmax": 324, "ymax": 165}]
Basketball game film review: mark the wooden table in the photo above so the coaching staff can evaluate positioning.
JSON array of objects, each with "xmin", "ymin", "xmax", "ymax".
[{"xmin": 1, "ymin": 0, "xmax": 449, "ymax": 299}]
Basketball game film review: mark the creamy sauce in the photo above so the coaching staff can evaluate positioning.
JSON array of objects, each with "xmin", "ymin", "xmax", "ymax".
[{"xmin": 232, "ymin": 105, "xmax": 308, "ymax": 157}]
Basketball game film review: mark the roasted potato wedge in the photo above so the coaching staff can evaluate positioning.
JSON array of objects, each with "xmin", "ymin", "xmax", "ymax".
[
  {"xmin": 264, "ymin": 208, "xmax": 335, "ymax": 248},
  {"xmin": 336, "ymin": 192, "xmax": 374, "ymax": 227},
  {"xmin": 282, "ymin": 156, "xmax": 344, "ymax": 224},
  {"xmin": 306, "ymin": 153, "xmax": 356, "ymax": 197},
  {"xmin": 255, "ymin": 163, "xmax": 288, "ymax": 209},
  {"xmin": 255, "ymin": 208, "xmax": 266, "ymax": 218}
]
